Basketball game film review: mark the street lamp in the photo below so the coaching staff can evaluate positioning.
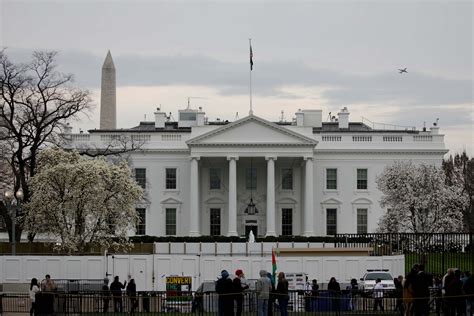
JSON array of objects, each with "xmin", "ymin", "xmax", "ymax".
[{"xmin": 4, "ymin": 189, "xmax": 23, "ymax": 255}]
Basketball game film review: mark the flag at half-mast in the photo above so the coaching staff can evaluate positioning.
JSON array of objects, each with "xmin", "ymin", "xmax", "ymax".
[
  {"xmin": 250, "ymin": 42, "xmax": 254, "ymax": 71},
  {"xmin": 272, "ymin": 248, "xmax": 277, "ymax": 282}
]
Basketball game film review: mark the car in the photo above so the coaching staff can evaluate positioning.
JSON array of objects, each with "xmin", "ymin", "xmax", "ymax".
[{"xmin": 359, "ymin": 269, "xmax": 396, "ymax": 295}]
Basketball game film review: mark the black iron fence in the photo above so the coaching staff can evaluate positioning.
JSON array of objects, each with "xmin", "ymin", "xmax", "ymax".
[
  {"xmin": 1, "ymin": 289, "xmax": 468, "ymax": 315},
  {"xmin": 335, "ymin": 233, "xmax": 474, "ymax": 276}
]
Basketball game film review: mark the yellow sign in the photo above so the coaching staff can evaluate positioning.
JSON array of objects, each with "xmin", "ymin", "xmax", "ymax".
[{"xmin": 166, "ymin": 276, "xmax": 192, "ymax": 285}]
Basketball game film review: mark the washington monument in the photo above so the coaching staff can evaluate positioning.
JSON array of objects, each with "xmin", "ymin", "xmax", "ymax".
[{"xmin": 100, "ymin": 50, "xmax": 116, "ymax": 129}]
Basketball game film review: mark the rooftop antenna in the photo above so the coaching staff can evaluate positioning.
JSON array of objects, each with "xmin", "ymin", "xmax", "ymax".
[
  {"xmin": 187, "ymin": 97, "xmax": 207, "ymax": 110},
  {"xmin": 235, "ymin": 112, "xmax": 239, "ymax": 120},
  {"xmin": 144, "ymin": 114, "xmax": 147, "ymax": 121},
  {"xmin": 279, "ymin": 110, "xmax": 285, "ymax": 122}
]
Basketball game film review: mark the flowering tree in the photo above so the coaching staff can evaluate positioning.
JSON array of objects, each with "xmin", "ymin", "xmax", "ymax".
[
  {"xmin": 376, "ymin": 161, "xmax": 466, "ymax": 233},
  {"xmin": 25, "ymin": 148, "xmax": 143, "ymax": 253},
  {"xmin": 443, "ymin": 152, "xmax": 474, "ymax": 232}
]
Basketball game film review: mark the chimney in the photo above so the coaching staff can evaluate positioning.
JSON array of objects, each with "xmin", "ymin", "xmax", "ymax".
[
  {"xmin": 295, "ymin": 110, "xmax": 304, "ymax": 126},
  {"xmin": 430, "ymin": 126, "xmax": 439, "ymax": 135},
  {"xmin": 154, "ymin": 108, "xmax": 166, "ymax": 128},
  {"xmin": 338, "ymin": 107, "xmax": 349, "ymax": 129}
]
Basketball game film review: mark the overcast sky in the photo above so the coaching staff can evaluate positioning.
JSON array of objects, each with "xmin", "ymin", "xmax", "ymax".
[{"xmin": 1, "ymin": 0, "xmax": 472, "ymax": 155}]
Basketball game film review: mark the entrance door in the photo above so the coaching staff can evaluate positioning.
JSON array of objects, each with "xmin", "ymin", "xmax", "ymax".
[{"xmin": 245, "ymin": 225, "xmax": 258, "ymax": 237}]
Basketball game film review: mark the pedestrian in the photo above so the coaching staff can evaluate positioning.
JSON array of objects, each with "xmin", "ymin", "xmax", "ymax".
[
  {"xmin": 404, "ymin": 264, "xmax": 419, "ymax": 316},
  {"xmin": 445, "ymin": 269, "xmax": 464, "ymax": 316},
  {"xmin": 433, "ymin": 276, "xmax": 442, "ymax": 316},
  {"xmin": 328, "ymin": 277, "xmax": 341, "ymax": 315},
  {"xmin": 394, "ymin": 275, "xmax": 405, "ymax": 316},
  {"xmin": 348, "ymin": 278, "xmax": 358, "ymax": 311},
  {"xmin": 267, "ymin": 272, "xmax": 276, "ymax": 316},
  {"xmin": 110, "ymin": 275, "xmax": 127, "ymax": 312},
  {"xmin": 413, "ymin": 264, "xmax": 432, "ymax": 316},
  {"xmin": 276, "ymin": 272, "xmax": 289, "ymax": 316},
  {"xmin": 311, "ymin": 279, "xmax": 320, "ymax": 312},
  {"xmin": 40, "ymin": 274, "xmax": 56, "ymax": 314},
  {"xmin": 233, "ymin": 269, "xmax": 249, "ymax": 316},
  {"xmin": 126, "ymin": 278, "xmax": 137, "ymax": 313},
  {"xmin": 29, "ymin": 278, "xmax": 40, "ymax": 316},
  {"xmin": 215, "ymin": 269, "xmax": 234, "ymax": 316},
  {"xmin": 256, "ymin": 270, "xmax": 272, "ymax": 316},
  {"xmin": 101, "ymin": 278, "xmax": 110, "ymax": 313},
  {"xmin": 304, "ymin": 276, "xmax": 312, "ymax": 312},
  {"xmin": 462, "ymin": 271, "xmax": 474, "ymax": 316},
  {"xmin": 373, "ymin": 278, "xmax": 384, "ymax": 311}
]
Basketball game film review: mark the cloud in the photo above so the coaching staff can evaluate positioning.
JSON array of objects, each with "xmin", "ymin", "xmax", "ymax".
[{"xmin": 5, "ymin": 48, "xmax": 471, "ymax": 110}]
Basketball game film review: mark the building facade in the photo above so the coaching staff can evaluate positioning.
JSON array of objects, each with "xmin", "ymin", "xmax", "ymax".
[
  {"xmin": 64, "ymin": 52, "xmax": 447, "ymax": 238},
  {"xmin": 66, "ymin": 107, "xmax": 447, "ymax": 237}
]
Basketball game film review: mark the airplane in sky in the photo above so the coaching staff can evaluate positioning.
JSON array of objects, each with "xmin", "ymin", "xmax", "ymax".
[{"xmin": 398, "ymin": 67, "xmax": 408, "ymax": 74}]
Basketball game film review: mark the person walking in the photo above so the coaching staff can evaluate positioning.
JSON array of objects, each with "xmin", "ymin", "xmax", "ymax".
[
  {"xmin": 110, "ymin": 276, "xmax": 127, "ymax": 312},
  {"xmin": 348, "ymin": 278, "xmax": 358, "ymax": 312},
  {"xmin": 404, "ymin": 264, "xmax": 420, "ymax": 316},
  {"xmin": 256, "ymin": 270, "xmax": 272, "ymax": 316},
  {"xmin": 462, "ymin": 272, "xmax": 474, "ymax": 316},
  {"xmin": 267, "ymin": 272, "xmax": 276, "ymax": 316},
  {"xmin": 413, "ymin": 264, "xmax": 432, "ymax": 316},
  {"xmin": 311, "ymin": 279, "xmax": 320, "ymax": 312},
  {"xmin": 233, "ymin": 269, "xmax": 249, "ymax": 316},
  {"xmin": 216, "ymin": 270, "xmax": 234, "ymax": 316},
  {"xmin": 126, "ymin": 279, "xmax": 137, "ymax": 313},
  {"xmin": 276, "ymin": 272, "xmax": 289, "ymax": 316},
  {"xmin": 29, "ymin": 278, "xmax": 40, "ymax": 316},
  {"xmin": 101, "ymin": 278, "xmax": 111, "ymax": 313},
  {"xmin": 395, "ymin": 275, "xmax": 405, "ymax": 316},
  {"xmin": 373, "ymin": 278, "xmax": 384, "ymax": 311},
  {"xmin": 328, "ymin": 277, "xmax": 341, "ymax": 315}
]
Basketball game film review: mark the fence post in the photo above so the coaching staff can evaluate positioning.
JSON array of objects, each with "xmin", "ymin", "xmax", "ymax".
[{"xmin": 441, "ymin": 234, "xmax": 445, "ymax": 275}]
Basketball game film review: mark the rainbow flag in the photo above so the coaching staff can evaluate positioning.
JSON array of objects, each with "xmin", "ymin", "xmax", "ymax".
[{"xmin": 272, "ymin": 248, "xmax": 277, "ymax": 282}]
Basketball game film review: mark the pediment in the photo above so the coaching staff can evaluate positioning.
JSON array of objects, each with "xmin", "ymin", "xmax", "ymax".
[
  {"xmin": 160, "ymin": 197, "xmax": 182, "ymax": 204},
  {"xmin": 320, "ymin": 197, "xmax": 343, "ymax": 205},
  {"xmin": 187, "ymin": 115, "xmax": 317, "ymax": 147},
  {"xmin": 351, "ymin": 197, "xmax": 373, "ymax": 205}
]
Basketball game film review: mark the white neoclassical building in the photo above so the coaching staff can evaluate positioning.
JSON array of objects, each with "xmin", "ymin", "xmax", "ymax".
[
  {"xmin": 64, "ymin": 52, "xmax": 447, "ymax": 237},
  {"xmin": 66, "ymin": 106, "xmax": 447, "ymax": 237}
]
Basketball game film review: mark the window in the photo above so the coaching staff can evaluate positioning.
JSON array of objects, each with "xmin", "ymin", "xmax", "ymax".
[
  {"xmin": 246, "ymin": 168, "xmax": 257, "ymax": 190},
  {"xmin": 179, "ymin": 112, "xmax": 197, "ymax": 121},
  {"xmin": 357, "ymin": 208, "xmax": 368, "ymax": 234},
  {"xmin": 209, "ymin": 168, "xmax": 221, "ymax": 190},
  {"xmin": 281, "ymin": 168, "xmax": 293, "ymax": 190},
  {"xmin": 281, "ymin": 208, "xmax": 293, "ymax": 236},
  {"xmin": 166, "ymin": 168, "xmax": 177, "ymax": 190},
  {"xmin": 135, "ymin": 168, "xmax": 146, "ymax": 189},
  {"xmin": 165, "ymin": 208, "xmax": 177, "ymax": 235},
  {"xmin": 326, "ymin": 208, "xmax": 337, "ymax": 235},
  {"xmin": 136, "ymin": 208, "xmax": 146, "ymax": 235},
  {"xmin": 210, "ymin": 208, "xmax": 221, "ymax": 236},
  {"xmin": 326, "ymin": 168, "xmax": 337, "ymax": 190},
  {"xmin": 357, "ymin": 168, "xmax": 368, "ymax": 190}
]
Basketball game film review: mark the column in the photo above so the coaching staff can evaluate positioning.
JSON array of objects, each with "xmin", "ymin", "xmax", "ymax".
[
  {"xmin": 266, "ymin": 157, "xmax": 277, "ymax": 236},
  {"xmin": 303, "ymin": 157, "xmax": 314, "ymax": 236},
  {"xmin": 227, "ymin": 157, "xmax": 238, "ymax": 236},
  {"xmin": 189, "ymin": 157, "xmax": 200, "ymax": 236}
]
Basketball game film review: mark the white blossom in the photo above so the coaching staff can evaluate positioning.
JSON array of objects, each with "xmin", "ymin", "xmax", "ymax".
[
  {"xmin": 25, "ymin": 148, "xmax": 143, "ymax": 253},
  {"xmin": 376, "ymin": 161, "xmax": 465, "ymax": 233}
]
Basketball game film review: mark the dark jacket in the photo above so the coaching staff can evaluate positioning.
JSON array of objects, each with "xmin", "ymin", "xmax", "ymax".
[
  {"xmin": 110, "ymin": 280, "xmax": 126, "ymax": 296},
  {"xmin": 328, "ymin": 281, "xmax": 341, "ymax": 294},
  {"xmin": 216, "ymin": 277, "xmax": 234, "ymax": 297},
  {"xmin": 233, "ymin": 277, "xmax": 249, "ymax": 297},
  {"xmin": 276, "ymin": 279, "xmax": 289, "ymax": 300}
]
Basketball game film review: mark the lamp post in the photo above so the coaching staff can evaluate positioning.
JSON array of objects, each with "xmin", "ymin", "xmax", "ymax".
[{"xmin": 4, "ymin": 190, "xmax": 23, "ymax": 255}]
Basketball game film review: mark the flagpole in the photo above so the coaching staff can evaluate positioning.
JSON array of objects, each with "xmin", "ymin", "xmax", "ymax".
[{"xmin": 249, "ymin": 38, "xmax": 253, "ymax": 116}]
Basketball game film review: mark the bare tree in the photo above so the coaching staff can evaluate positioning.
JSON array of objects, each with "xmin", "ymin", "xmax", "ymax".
[{"xmin": 0, "ymin": 50, "xmax": 92, "ymax": 242}]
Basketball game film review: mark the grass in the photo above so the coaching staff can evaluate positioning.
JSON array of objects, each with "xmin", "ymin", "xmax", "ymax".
[{"xmin": 404, "ymin": 252, "xmax": 474, "ymax": 275}]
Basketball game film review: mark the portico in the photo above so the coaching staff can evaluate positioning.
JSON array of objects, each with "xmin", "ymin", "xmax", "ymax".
[{"xmin": 186, "ymin": 115, "xmax": 317, "ymax": 237}]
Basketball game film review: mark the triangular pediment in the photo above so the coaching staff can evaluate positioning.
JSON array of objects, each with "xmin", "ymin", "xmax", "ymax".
[{"xmin": 187, "ymin": 115, "xmax": 317, "ymax": 146}]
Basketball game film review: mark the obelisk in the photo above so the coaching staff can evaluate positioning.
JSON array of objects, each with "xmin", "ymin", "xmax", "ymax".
[{"xmin": 100, "ymin": 50, "xmax": 116, "ymax": 129}]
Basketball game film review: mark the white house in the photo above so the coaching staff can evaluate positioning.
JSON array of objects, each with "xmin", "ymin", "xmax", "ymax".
[{"xmin": 64, "ymin": 53, "xmax": 447, "ymax": 238}]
